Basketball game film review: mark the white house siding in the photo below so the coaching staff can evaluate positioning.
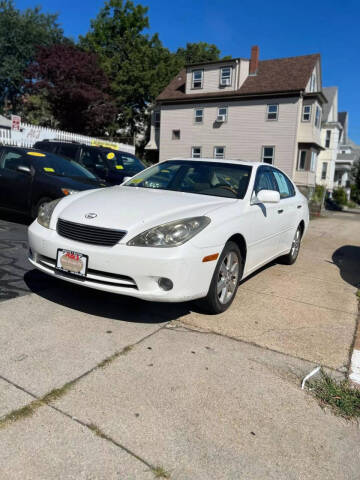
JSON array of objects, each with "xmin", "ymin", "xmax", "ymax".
[
  {"xmin": 159, "ymin": 97, "xmax": 300, "ymax": 179},
  {"xmin": 316, "ymin": 126, "xmax": 340, "ymax": 192},
  {"xmin": 185, "ymin": 60, "xmax": 249, "ymax": 95}
]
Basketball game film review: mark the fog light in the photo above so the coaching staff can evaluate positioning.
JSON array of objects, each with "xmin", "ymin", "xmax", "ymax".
[{"xmin": 158, "ymin": 277, "xmax": 173, "ymax": 291}]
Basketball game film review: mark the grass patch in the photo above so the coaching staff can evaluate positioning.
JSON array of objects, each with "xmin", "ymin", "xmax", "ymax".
[
  {"xmin": 152, "ymin": 465, "xmax": 171, "ymax": 479},
  {"xmin": 309, "ymin": 371, "xmax": 360, "ymax": 419},
  {"xmin": 97, "ymin": 344, "xmax": 133, "ymax": 369},
  {"xmin": 0, "ymin": 400, "xmax": 43, "ymax": 430}
]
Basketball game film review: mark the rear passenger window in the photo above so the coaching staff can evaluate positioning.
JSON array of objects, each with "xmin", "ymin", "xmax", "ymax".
[
  {"xmin": 272, "ymin": 170, "xmax": 295, "ymax": 199},
  {"xmin": 57, "ymin": 144, "xmax": 78, "ymax": 160}
]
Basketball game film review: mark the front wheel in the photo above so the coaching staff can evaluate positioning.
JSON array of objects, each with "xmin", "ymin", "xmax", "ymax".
[
  {"xmin": 196, "ymin": 241, "xmax": 242, "ymax": 314},
  {"xmin": 281, "ymin": 226, "xmax": 302, "ymax": 265}
]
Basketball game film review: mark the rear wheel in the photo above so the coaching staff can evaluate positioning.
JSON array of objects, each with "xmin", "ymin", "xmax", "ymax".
[
  {"xmin": 196, "ymin": 241, "xmax": 242, "ymax": 314},
  {"xmin": 31, "ymin": 197, "xmax": 52, "ymax": 220},
  {"xmin": 281, "ymin": 226, "xmax": 302, "ymax": 265}
]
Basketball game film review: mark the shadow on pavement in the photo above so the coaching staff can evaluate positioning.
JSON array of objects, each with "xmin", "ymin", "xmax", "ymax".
[
  {"xmin": 332, "ymin": 245, "xmax": 360, "ymax": 288},
  {"xmin": 24, "ymin": 268, "xmax": 192, "ymax": 323}
]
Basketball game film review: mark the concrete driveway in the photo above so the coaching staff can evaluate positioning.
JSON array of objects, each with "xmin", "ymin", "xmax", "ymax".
[{"xmin": 0, "ymin": 210, "xmax": 359, "ymax": 479}]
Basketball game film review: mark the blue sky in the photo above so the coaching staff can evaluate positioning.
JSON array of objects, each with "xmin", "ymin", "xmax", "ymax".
[{"xmin": 17, "ymin": 0, "xmax": 360, "ymax": 143}]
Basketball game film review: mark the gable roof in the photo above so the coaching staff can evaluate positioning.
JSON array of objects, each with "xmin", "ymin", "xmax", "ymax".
[
  {"xmin": 322, "ymin": 86, "xmax": 337, "ymax": 122},
  {"xmin": 157, "ymin": 53, "xmax": 320, "ymax": 102}
]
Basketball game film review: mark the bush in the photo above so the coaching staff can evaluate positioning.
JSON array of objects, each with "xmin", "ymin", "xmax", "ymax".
[
  {"xmin": 332, "ymin": 187, "xmax": 348, "ymax": 206},
  {"xmin": 312, "ymin": 185, "xmax": 325, "ymax": 204}
]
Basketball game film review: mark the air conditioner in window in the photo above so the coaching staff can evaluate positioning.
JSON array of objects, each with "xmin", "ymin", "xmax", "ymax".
[
  {"xmin": 216, "ymin": 114, "xmax": 226, "ymax": 122},
  {"xmin": 221, "ymin": 78, "xmax": 231, "ymax": 86}
]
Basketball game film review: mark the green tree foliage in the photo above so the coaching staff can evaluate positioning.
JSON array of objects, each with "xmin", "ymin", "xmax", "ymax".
[
  {"xmin": 175, "ymin": 42, "xmax": 222, "ymax": 65},
  {"xmin": 80, "ymin": 0, "xmax": 179, "ymax": 138},
  {"xmin": 0, "ymin": 0, "xmax": 64, "ymax": 113},
  {"xmin": 332, "ymin": 187, "xmax": 348, "ymax": 206}
]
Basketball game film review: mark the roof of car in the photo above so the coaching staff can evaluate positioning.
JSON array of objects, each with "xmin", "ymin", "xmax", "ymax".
[{"xmin": 166, "ymin": 157, "xmax": 262, "ymax": 167}]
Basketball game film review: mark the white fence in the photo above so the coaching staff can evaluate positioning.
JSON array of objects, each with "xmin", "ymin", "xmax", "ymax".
[{"xmin": 0, "ymin": 123, "xmax": 135, "ymax": 154}]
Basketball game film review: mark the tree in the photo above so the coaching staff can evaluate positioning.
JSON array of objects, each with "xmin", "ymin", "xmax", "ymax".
[
  {"xmin": 0, "ymin": 0, "xmax": 64, "ymax": 114},
  {"xmin": 80, "ymin": 0, "xmax": 180, "ymax": 138},
  {"xmin": 175, "ymin": 42, "xmax": 222, "ymax": 65},
  {"xmin": 25, "ymin": 44, "xmax": 116, "ymax": 135}
]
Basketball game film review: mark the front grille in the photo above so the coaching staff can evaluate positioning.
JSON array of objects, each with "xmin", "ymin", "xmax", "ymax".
[{"xmin": 57, "ymin": 218, "xmax": 126, "ymax": 246}]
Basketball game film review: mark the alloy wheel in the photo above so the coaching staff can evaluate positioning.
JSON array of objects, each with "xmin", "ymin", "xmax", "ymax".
[{"xmin": 217, "ymin": 251, "xmax": 240, "ymax": 305}]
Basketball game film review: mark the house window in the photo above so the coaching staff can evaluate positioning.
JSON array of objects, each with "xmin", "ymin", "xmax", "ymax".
[
  {"xmin": 154, "ymin": 111, "xmax": 160, "ymax": 128},
  {"xmin": 217, "ymin": 107, "xmax": 228, "ymax": 122},
  {"xmin": 267, "ymin": 105, "xmax": 278, "ymax": 121},
  {"xmin": 192, "ymin": 69, "xmax": 203, "ymax": 89},
  {"xmin": 302, "ymin": 105, "xmax": 312, "ymax": 122},
  {"xmin": 214, "ymin": 146, "xmax": 225, "ymax": 159},
  {"xmin": 220, "ymin": 66, "xmax": 232, "ymax": 86},
  {"xmin": 315, "ymin": 106, "xmax": 321, "ymax": 128},
  {"xmin": 325, "ymin": 130, "xmax": 331, "ymax": 148},
  {"xmin": 194, "ymin": 108, "xmax": 203, "ymax": 124},
  {"xmin": 310, "ymin": 151, "xmax": 317, "ymax": 172},
  {"xmin": 298, "ymin": 150, "xmax": 307, "ymax": 170},
  {"xmin": 321, "ymin": 162, "xmax": 328, "ymax": 180},
  {"xmin": 172, "ymin": 129, "xmax": 180, "ymax": 140},
  {"xmin": 262, "ymin": 146, "xmax": 274, "ymax": 164},
  {"xmin": 191, "ymin": 146, "xmax": 202, "ymax": 158}
]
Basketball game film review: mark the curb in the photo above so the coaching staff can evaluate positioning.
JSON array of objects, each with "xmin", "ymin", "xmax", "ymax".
[{"xmin": 349, "ymin": 295, "xmax": 360, "ymax": 386}]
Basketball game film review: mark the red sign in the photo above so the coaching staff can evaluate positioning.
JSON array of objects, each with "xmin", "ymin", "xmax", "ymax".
[{"xmin": 11, "ymin": 115, "xmax": 21, "ymax": 131}]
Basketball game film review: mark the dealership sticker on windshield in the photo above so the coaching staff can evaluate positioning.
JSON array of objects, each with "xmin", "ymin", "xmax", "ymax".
[
  {"xmin": 115, "ymin": 165, "xmax": 124, "ymax": 169},
  {"xmin": 43, "ymin": 167, "xmax": 55, "ymax": 172},
  {"xmin": 130, "ymin": 178, "xmax": 143, "ymax": 184},
  {"xmin": 27, "ymin": 152, "xmax": 46, "ymax": 157},
  {"xmin": 107, "ymin": 152, "xmax": 115, "ymax": 159}
]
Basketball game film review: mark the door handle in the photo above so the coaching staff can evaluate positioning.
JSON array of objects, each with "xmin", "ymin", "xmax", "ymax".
[
  {"xmin": 297, "ymin": 205, "xmax": 302, "ymax": 209},
  {"xmin": 277, "ymin": 209, "xmax": 284, "ymax": 214}
]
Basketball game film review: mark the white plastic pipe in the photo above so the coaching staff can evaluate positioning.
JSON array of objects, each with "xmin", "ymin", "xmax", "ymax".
[{"xmin": 301, "ymin": 366, "xmax": 321, "ymax": 390}]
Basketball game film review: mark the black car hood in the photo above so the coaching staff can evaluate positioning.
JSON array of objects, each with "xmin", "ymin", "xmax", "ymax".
[{"xmin": 44, "ymin": 174, "xmax": 108, "ymax": 190}]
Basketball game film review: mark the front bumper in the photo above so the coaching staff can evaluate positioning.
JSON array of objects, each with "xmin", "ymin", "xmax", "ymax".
[{"xmin": 28, "ymin": 220, "xmax": 221, "ymax": 302}]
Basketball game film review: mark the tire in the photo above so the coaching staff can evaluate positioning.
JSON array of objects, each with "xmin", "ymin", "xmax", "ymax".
[
  {"xmin": 196, "ymin": 241, "xmax": 243, "ymax": 314},
  {"xmin": 31, "ymin": 197, "xmax": 52, "ymax": 220},
  {"xmin": 281, "ymin": 225, "xmax": 302, "ymax": 265}
]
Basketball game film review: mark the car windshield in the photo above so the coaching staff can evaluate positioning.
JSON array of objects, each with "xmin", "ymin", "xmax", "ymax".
[
  {"xmin": 123, "ymin": 160, "xmax": 252, "ymax": 199},
  {"xmin": 101, "ymin": 150, "xmax": 144, "ymax": 171},
  {"xmin": 31, "ymin": 151, "xmax": 97, "ymax": 179}
]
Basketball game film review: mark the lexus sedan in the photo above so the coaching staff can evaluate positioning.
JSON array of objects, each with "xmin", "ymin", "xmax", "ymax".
[{"xmin": 28, "ymin": 159, "xmax": 309, "ymax": 314}]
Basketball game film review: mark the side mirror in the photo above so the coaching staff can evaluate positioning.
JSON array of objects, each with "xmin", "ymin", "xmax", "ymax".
[
  {"xmin": 256, "ymin": 189, "xmax": 280, "ymax": 204},
  {"xmin": 17, "ymin": 165, "xmax": 32, "ymax": 175}
]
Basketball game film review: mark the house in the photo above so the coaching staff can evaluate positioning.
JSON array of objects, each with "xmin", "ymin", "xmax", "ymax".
[
  {"xmin": 146, "ymin": 46, "xmax": 327, "ymax": 195},
  {"xmin": 315, "ymin": 87, "xmax": 342, "ymax": 194},
  {"xmin": 335, "ymin": 112, "xmax": 359, "ymax": 198}
]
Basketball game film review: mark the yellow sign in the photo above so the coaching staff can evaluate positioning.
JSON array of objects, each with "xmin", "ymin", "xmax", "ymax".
[
  {"xmin": 43, "ymin": 167, "xmax": 55, "ymax": 172},
  {"xmin": 107, "ymin": 152, "xmax": 115, "ymax": 160},
  {"xmin": 115, "ymin": 165, "xmax": 124, "ymax": 170},
  {"xmin": 130, "ymin": 178, "xmax": 143, "ymax": 184},
  {"xmin": 27, "ymin": 151, "xmax": 46, "ymax": 157},
  {"xmin": 91, "ymin": 140, "xmax": 119, "ymax": 150}
]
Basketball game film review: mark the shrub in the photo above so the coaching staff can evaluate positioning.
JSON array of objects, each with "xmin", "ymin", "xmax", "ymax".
[{"xmin": 333, "ymin": 187, "xmax": 348, "ymax": 206}]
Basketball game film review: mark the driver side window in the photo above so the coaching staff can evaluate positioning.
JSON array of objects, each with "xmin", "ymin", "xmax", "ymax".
[
  {"xmin": 254, "ymin": 167, "xmax": 278, "ymax": 194},
  {"xmin": 1, "ymin": 150, "xmax": 30, "ymax": 171},
  {"xmin": 80, "ymin": 149, "xmax": 105, "ymax": 169}
]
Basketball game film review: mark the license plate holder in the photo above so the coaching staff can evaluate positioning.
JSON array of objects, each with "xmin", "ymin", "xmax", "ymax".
[{"xmin": 56, "ymin": 249, "xmax": 88, "ymax": 277}]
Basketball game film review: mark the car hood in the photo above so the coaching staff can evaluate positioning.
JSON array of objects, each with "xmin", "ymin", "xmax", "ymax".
[
  {"xmin": 54, "ymin": 186, "xmax": 236, "ymax": 235},
  {"xmin": 43, "ymin": 173, "xmax": 108, "ymax": 190}
]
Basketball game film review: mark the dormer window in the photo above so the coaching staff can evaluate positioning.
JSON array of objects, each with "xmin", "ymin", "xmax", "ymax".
[
  {"xmin": 192, "ymin": 69, "xmax": 203, "ymax": 89},
  {"xmin": 309, "ymin": 72, "xmax": 317, "ymax": 92},
  {"xmin": 220, "ymin": 66, "xmax": 232, "ymax": 86}
]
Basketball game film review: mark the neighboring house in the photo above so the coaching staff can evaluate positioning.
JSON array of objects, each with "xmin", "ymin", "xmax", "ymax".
[
  {"xmin": 335, "ymin": 112, "xmax": 360, "ymax": 198},
  {"xmin": 146, "ymin": 46, "xmax": 327, "ymax": 194},
  {"xmin": 315, "ymin": 87, "xmax": 342, "ymax": 194}
]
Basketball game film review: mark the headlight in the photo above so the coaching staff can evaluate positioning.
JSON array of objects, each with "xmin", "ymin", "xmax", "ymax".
[
  {"xmin": 61, "ymin": 188, "xmax": 79, "ymax": 196},
  {"xmin": 127, "ymin": 216, "xmax": 210, "ymax": 247},
  {"xmin": 37, "ymin": 198, "xmax": 62, "ymax": 229}
]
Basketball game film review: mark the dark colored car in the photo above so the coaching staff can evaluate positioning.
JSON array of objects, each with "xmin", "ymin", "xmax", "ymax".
[
  {"xmin": 0, "ymin": 146, "xmax": 107, "ymax": 218},
  {"xmin": 33, "ymin": 140, "xmax": 146, "ymax": 185},
  {"xmin": 325, "ymin": 197, "xmax": 343, "ymax": 211}
]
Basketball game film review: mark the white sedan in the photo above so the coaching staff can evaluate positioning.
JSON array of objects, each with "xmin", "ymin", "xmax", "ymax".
[{"xmin": 28, "ymin": 158, "xmax": 309, "ymax": 314}]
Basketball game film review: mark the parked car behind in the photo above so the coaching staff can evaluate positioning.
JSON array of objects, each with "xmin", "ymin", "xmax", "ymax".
[
  {"xmin": 33, "ymin": 140, "xmax": 145, "ymax": 184},
  {"xmin": 28, "ymin": 158, "xmax": 309, "ymax": 314},
  {"xmin": 0, "ymin": 146, "xmax": 107, "ymax": 218}
]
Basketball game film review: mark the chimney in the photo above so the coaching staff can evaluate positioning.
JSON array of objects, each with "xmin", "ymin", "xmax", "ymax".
[{"xmin": 249, "ymin": 45, "xmax": 259, "ymax": 75}]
